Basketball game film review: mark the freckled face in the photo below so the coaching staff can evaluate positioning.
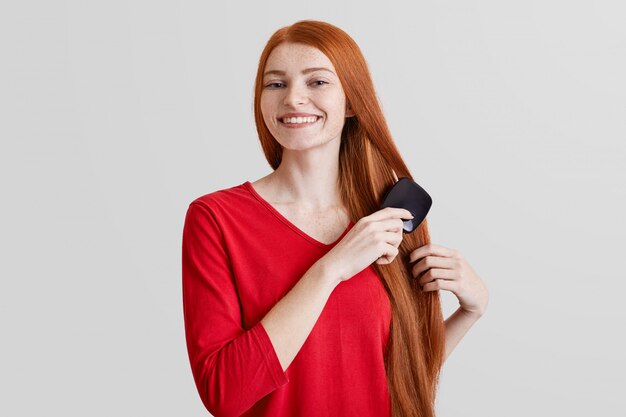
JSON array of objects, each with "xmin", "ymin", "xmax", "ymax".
[{"xmin": 260, "ymin": 42, "xmax": 352, "ymax": 151}]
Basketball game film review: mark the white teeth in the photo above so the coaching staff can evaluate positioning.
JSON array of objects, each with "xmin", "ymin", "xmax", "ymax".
[{"xmin": 281, "ymin": 116, "xmax": 319, "ymax": 124}]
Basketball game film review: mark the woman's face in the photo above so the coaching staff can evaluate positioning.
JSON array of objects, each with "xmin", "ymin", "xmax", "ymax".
[{"xmin": 260, "ymin": 42, "xmax": 353, "ymax": 151}]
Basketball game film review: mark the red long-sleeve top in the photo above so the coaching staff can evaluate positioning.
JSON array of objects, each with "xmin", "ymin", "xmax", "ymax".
[{"xmin": 182, "ymin": 181, "xmax": 392, "ymax": 417}]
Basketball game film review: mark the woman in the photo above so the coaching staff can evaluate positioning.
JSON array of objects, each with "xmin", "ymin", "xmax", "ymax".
[{"xmin": 182, "ymin": 20, "xmax": 488, "ymax": 417}]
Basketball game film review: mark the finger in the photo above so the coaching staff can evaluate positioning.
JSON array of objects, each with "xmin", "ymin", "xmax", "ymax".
[
  {"xmin": 368, "ymin": 206, "xmax": 413, "ymax": 222},
  {"xmin": 421, "ymin": 278, "xmax": 456, "ymax": 292},
  {"xmin": 417, "ymin": 268, "xmax": 457, "ymax": 286},
  {"xmin": 374, "ymin": 232, "xmax": 402, "ymax": 256},
  {"xmin": 376, "ymin": 243, "xmax": 399, "ymax": 264},
  {"xmin": 411, "ymin": 256, "xmax": 456, "ymax": 277},
  {"xmin": 374, "ymin": 231, "xmax": 403, "ymax": 249},
  {"xmin": 373, "ymin": 218, "xmax": 405, "ymax": 234},
  {"xmin": 409, "ymin": 243, "xmax": 457, "ymax": 263},
  {"xmin": 376, "ymin": 255, "xmax": 393, "ymax": 265}
]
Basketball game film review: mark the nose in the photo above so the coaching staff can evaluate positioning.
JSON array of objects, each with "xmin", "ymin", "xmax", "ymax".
[{"xmin": 283, "ymin": 83, "xmax": 308, "ymax": 107}]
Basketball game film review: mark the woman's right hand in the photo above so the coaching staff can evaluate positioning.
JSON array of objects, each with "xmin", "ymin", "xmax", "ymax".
[{"xmin": 323, "ymin": 207, "xmax": 414, "ymax": 282}]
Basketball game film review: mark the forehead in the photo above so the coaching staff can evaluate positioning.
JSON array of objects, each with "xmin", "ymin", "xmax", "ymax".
[{"xmin": 264, "ymin": 42, "xmax": 335, "ymax": 73}]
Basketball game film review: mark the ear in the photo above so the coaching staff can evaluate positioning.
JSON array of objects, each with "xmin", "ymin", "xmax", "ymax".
[{"xmin": 345, "ymin": 103, "xmax": 355, "ymax": 118}]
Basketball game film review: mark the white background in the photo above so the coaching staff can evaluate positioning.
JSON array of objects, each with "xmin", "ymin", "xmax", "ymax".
[{"xmin": 1, "ymin": 1, "xmax": 624, "ymax": 415}]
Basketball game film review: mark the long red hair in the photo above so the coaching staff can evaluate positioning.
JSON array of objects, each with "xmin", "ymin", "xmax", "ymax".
[{"xmin": 252, "ymin": 20, "xmax": 446, "ymax": 417}]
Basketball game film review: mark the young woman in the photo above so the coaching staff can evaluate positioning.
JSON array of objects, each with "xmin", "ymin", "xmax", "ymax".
[{"xmin": 182, "ymin": 20, "xmax": 489, "ymax": 417}]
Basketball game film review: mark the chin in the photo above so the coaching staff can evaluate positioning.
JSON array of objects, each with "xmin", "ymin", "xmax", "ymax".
[{"xmin": 280, "ymin": 137, "xmax": 340, "ymax": 152}]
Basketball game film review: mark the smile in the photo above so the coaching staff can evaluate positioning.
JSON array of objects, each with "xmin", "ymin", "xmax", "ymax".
[{"xmin": 279, "ymin": 116, "xmax": 322, "ymax": 128}]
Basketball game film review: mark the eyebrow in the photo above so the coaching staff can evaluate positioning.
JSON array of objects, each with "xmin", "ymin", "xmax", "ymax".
[{"xmin": 263, "ymin": 67, "xmax": 336, "ymax": 78}]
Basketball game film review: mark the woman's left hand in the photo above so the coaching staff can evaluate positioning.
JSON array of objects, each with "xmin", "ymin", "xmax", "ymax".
[{"xmin": 408, "ymin": 243, "xmax": 489, "ymax": 317}]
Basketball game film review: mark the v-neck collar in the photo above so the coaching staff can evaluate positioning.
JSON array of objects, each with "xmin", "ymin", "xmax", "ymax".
[{"xmin": 242, "ymin": 180, "xmax": 353, "ymax": 249}]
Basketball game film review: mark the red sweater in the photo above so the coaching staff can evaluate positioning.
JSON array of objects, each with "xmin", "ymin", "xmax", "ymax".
[{"xmin": 182, "ymin": 181, "xmax": 392, "ymax": 417}]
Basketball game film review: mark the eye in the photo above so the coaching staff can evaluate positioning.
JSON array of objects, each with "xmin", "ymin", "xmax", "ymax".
[
  {"xmin": 265, "ymin": 82, "xmax": 285, "ymax": 89},
  {"xmin": 311, "ymin": 80, "xmax": 328, "ymax": 86}
]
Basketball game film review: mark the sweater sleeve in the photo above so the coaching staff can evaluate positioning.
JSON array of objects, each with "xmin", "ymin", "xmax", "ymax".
[{"xmin": 182, "ymin": 201, "xmax": 289, "ymax": 417}]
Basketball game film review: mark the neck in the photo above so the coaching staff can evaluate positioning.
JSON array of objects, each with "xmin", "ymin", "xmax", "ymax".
[{"xmin": 268, "ymin": 143, "xmax": 344, "ymax": 212}]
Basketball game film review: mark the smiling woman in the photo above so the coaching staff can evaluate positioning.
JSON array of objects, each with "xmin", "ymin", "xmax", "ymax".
[
  {"xmin": 182, "ymin": 19, "xmax": 452, "ymax": 417},
  {"xmin": 259, "ymin": 42, "xmax": 355, "ymax": 149}
]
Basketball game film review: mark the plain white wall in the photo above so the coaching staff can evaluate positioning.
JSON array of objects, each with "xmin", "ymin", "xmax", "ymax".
[{"xmin": 1, "ymin": 1, "xmax": 624, "ymax": 415}]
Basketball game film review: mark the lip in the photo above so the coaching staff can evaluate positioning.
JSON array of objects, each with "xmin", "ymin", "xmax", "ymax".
[
  {"xmin": 278, "ymin": 112, "xmax": 323, "ymax": 118},
  {"xmin": 278, "ymin": 113, "xmax": 323, "ymax": 129},
  {"xmin": 278, "ymin": 117, "xmax": 322, "ymax": 129}
]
